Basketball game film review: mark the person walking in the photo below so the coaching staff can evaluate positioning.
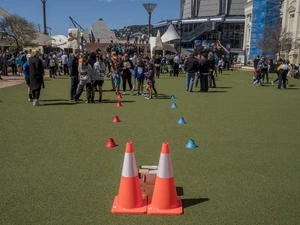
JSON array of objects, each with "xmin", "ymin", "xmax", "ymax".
[
  {"xmin": 183, "ymin": 53, "xmax": 199, "ymax": 92},
  {"xmin": 74, "ymin": 56, "xmax": 93, "ymax": 103},
  {"xmin": 70, "ymin": 50, "xmax": 80, "ymax": 102},
  {"xmin": 29, "ymin": 50, "xmax": 44, "ymax": 106}
]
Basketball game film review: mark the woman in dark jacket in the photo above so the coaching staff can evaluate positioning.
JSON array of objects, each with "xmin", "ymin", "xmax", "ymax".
[{"xmin": 29, "ymin": 50, "xmax": 44, "ymax": 106}]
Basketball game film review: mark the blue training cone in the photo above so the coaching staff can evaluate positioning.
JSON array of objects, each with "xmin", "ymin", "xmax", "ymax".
[
  {"xmin": 177, "ymin": 117, "xmax": 186, "ymax": 124},
  {"xmin": 171, "ymin": 103, "xmax": 178, "ymax": 108},
  {"xmin": 170, "ymin": 95, "xmax": 176, "ymax": 100},
  {"xmin": 186, "ymin": 139, "xmax": 198, "ymax": 149}
]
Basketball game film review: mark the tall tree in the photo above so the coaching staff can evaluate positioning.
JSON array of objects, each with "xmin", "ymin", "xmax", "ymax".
[
  {"xmin": 0, "ymin": 14, "xmax": 38, "ymax": 49},
  {"xmin": 257, "ymin": 26, "xmax": 294, "ymax": 58}
]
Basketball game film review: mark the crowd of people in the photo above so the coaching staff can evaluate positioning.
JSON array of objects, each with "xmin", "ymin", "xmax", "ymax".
[
  {"xmin": 1, "ymin": 42, "xmax": 299, "ymax": 106},
  {"xmin": 252, "ymin": 55, "xmax": 300, "ymax": 89}
]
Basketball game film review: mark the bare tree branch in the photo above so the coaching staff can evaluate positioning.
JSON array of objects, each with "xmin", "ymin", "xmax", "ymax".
[{"xmin": 0, "ymin": 14, "xmax": 38, "ymax": 49}]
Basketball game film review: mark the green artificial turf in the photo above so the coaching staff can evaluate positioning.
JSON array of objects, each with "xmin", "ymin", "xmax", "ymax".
[{"xmin": 0, "ymin": 71, "xmax": 300, "ymax": 225}]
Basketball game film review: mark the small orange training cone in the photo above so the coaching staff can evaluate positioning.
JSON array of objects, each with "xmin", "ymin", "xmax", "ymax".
[
  {"xmin": 113, "ymin": 116, "xmax": 121, "ymax": 123},
  {"xmin": 116, "ymin": 101, "xmax": 123, "ymax": 107},
  {"xmin": 111, "ymin": 142, "xmax": 147, "ymax": 214},
  {"xmin": 105, "ymin": 138, "xmax": 117, "ymax": 148},
  {"xmin": 147, "ymin": 142, "xmax": 183, "ymax": 215},
  {"xmin": 117, "ymin": 93, "xmax": 122, "ymax": 99}
]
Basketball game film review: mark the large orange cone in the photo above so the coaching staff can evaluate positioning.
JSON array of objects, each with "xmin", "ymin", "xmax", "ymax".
[
  {"xmin": 116, "ymin": 101, "xmax": 123, "ymax": 107},
  {"xmin": 105, "ymin": 138, "xmax": 117, "ymax": 148},
  {"xmin": 147, "ymin": 142, "xmax": 183, "ymax": 215},
  {"xmin": 111, "ymin": 142, "xmax": 147, "ymax": 214}
]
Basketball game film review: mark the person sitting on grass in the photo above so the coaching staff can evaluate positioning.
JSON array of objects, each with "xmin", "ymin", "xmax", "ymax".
[{"xmin": 134, "ymin": 58, "xmax": 145, "ymax": 96}]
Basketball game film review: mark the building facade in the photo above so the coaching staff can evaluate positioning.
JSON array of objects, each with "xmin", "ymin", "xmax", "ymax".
[
  {"xmin": 281, "ymin": 0, "xmax": 300, "ymax": 64},
  {"xmin": 153, "ymin": 0, "xmax": 247, "ymax": 58},
  {"xmin": 244, "ymin": 0, "xmax": 300, "ymax": 64}
]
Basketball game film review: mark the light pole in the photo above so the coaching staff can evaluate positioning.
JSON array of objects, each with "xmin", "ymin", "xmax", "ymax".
[
  {"xmin": 177, "ymin": 20, "xmax": 182, "ymax": 54},
  {"xmin": 41, "ymin": 0, "xmax": 47, "ymax": 34},
  {"xmin": 143, "ymin": 3, "xmax": 157, "ymax": 39}
]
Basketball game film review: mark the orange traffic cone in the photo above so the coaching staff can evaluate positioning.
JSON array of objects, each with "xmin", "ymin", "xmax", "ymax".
[
  {"xmin": 105, "ymin": 138, "xmax": 117, "ymax": 148},
  {"xmin": 116, "ymin": 101, "xmax": 123, "ymax": 107},
  {"xmin": 111, "ymin": 141, "xmax": 147, "ymax": 214},
  {"xmin": 147, "ymin": 142, "xmax": 183, "ymax": 215},
  {"xmin": 113, "ymin": 116, "xmax": 121, "ymax": 123}
]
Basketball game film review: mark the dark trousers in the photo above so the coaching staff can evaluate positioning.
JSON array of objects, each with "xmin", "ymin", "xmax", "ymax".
[
  {"xmin": 32, "ymin": 87, "xmax": 41, "ymax": 99},
  {"xmin": 75, "ymin": 82, "xmax": 92, "ymax": 102},
  {"xmin": 11, "ymin": 64, "xmax": 17, "ymax": 75},
  {"xmin": 262, "ymin": 70, "xmax": 269, "ymax": 83},
  {"xmin": 70, "ymin": 76, "xmax": 79, "ymax": 100},
  {"xmin": 200, "ymin": 73, "xmax": 209, "ymax": 92},
  {"xmin": 278, "ymin": 71, "xmax": 287, "ymax": 89},
  {"xmin": 173, "ymin": 63, "xmax": 179, "ymax": 76},
  {"xmin": 63, "ymin": 64, "xmax": 69, "ymax": 75},
  {"xmin": 155, "ymin": 66, "xmax": 160, "ymax": 78},
  {"xmin": 122, "ymin": 74, "xmax": 133, "ymax": 92},
  {"xmin": 152, "ymin": 83, "xmax": 158, "ymax": 94},
  {"xmin": 209, "ymin": 70, "xmax": 216, "ymax": 87}
]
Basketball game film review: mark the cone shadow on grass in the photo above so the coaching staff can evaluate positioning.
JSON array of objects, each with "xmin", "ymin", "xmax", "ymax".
[{"xmin": 182, "ymin": 198, "xmax": 210, "ymax": 208}]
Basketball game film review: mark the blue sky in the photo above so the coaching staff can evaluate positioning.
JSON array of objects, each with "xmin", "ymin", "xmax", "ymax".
[{"xmin": 1, "ymin": 0, "xmax": 179, "ymax": 36}]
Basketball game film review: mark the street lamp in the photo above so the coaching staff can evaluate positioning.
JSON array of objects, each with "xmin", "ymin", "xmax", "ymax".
[
  {"xmin": 143, "ymin": 3, "xmax": 157, "ymax": 38},
  {"xmin": 41, "ymin": 0, "xmax": 47, "ymax": 34},
  {"xmin": 177, "ymin": 20, "xmax": 182, "ymax": 54}
]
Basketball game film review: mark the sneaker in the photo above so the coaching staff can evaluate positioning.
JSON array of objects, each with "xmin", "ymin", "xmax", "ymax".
[
  {"xmin": 33, "ymin": 99, "xmax": 40, "ymax": 106},
  {"xmin": 123, "ymin": 92, "xmax": 126, "ymax": 95},
  {"xmin": 86, "ymin": 101, "xmax": 91, "ymax": 104},
  {"xmin": 71, "ymin": 99, "xmax": 78, "ymax": 103},
  {"xmin": 136, "ymin": 93, "xmax": 141, "ymax": 96},
  {"xmin": 145, "ymin": 96, "xmax": 152, "ymax": 100},
  {"xmin": 28, "ymin": 98, "xmax": 33, "ymax": 102}
]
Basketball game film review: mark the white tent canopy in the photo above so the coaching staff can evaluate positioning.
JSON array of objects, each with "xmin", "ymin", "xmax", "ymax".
[{"xmin": 161, "ymin": 24, "xmax": 180, "ymax": 43}]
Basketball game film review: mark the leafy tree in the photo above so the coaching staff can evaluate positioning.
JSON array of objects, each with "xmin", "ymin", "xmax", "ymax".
[{"xmin": 0, "ymin": 14, "xmax": 38, "ymax": 49}]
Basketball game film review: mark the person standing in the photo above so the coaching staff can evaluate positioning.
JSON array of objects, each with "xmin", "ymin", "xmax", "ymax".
[
  {"xmin": 29, "ymin": 50, "xmax": 44, "ymax": 106},
  {"xmin": 173, "ymin": 54, "xmax": 180, "ymax": 77},
  {"xmin": 277, "ymin": 60, "xmax": 289, "ymax": 89},
  {"xmin": 92, "ymin": 54, "xmax": 106, "ymax": 102},
  {"xmin": 121, "ymin": 54, "xmax": 134, "ymax": 94},
  {"xmin": 208, "ymin": 52, "xmax": 216, "ymax": 88},
  {"xmin": 22, "ymin": 54, "xmax": 33, "ymax": 101},
  {"xmin": 183, "ymin": 53, "xmax": 199, "ymax": 92},
  {"xmin": 199, "ymin": 53, "xmax": 211, "ymax": 92},
  {"xmin": 70, "ymin": 50, "xmax": 80, "ymax": 102},
  {"xmin": 61, "ymin": 51, "xmax": 69, "ymax": 75}
]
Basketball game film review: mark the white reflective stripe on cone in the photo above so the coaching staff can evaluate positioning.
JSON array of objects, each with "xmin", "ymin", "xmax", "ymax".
[
  {"xmin": 121, "ymin": 153, "xmax": 138, "ymax": 177},
  {"xmin": 157, "ymin": 153, "xmax": 173, "ymax": 178}
]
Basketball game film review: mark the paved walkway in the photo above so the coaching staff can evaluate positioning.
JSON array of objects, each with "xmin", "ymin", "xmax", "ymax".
[{"xmin": 0, "ymin": 75, "xmax": 25, "ymax": 89}]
